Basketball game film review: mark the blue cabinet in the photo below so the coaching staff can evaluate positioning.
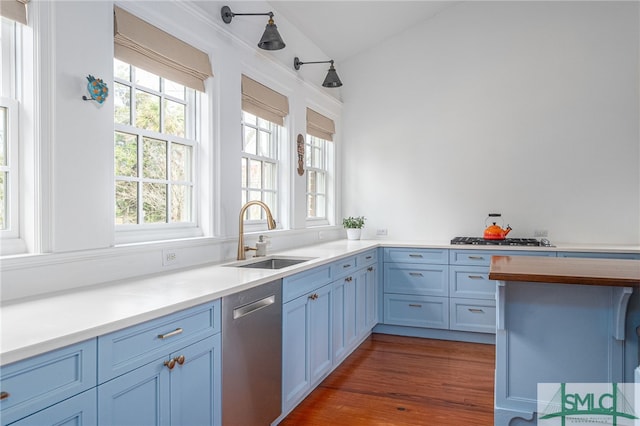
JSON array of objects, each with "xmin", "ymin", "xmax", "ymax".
[
  {"xmin": 282, "ymin": 282, "xmax": 332, "ymax": 413},
  {"xmin": 7, "ymin": 389, "xmax": 97, "ymax": 426},
  {"xmin": 0, "ymin": 340, "xmax": 97, "ymax": 426},
  {"xmin": 97, "ymin": 300, "xmax": 222, "ymax": 426},
  {"xmin": 332, "ymin": 274, "xmax": 357, "ymax": 363},
  {"xmin": 557, "ymin": 251, "xmax": 640, "ymax": 260}
]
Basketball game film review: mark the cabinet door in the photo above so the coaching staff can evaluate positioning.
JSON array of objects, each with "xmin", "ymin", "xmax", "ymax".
[
  {"xmin": 364, "ymin": 264, "xmax": 378, "ymax": 331},
  {"xmin": 98, "ymin": 357, "xmax": 170, "ymax": 426},
  {"xmin": 355, "ymin": 268, "xmax": 368, "ymax": 340},
  {"xmin": 332, "ymin": 275, "xmax": 357, "ymax": 363},
  {"xmin": 8, "ymin": 389, "xmax": 96, "ymax": 426},
  {"xmin": 308, "ymin": 284, "xmax": 333, "ymax": 385},
  {"xmin": 282, "ymin": 295, "xmax": 310, "ymax": 412},
  {"xmin": 170, "ymin": 335, "xmax": 221, "ymax": 426}
]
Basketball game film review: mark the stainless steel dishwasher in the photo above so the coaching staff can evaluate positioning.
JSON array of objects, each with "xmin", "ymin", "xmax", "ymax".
[{"xmin": 222, "ymin": 279, "xmax": 282, "ymax": 425}]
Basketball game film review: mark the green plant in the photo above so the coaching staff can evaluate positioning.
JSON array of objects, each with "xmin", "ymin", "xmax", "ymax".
[{"xmin": 342, "ymin": 216, "xmax": 366, "ymax": 229}]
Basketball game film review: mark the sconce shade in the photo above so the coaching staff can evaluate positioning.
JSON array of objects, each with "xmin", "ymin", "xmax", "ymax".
[
  {"xmin": 258, "ymin": 19, "xmax": 286, "ymax": 50},
  {"xmin": 322, "ymin": 63, "xmax": 342, "ymax": 88}
]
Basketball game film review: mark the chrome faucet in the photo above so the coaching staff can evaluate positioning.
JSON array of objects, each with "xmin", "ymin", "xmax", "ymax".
[{"xmin": 237, "ymin": 200, "xmax": 277, "ymax": 260}]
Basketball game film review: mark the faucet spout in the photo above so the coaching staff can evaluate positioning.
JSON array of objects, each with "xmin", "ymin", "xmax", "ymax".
[{"xmin": 237, "ymin": 201, "xmax": 276, "ymax": 260}]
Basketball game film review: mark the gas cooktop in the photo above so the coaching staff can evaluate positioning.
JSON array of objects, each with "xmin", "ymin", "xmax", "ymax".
[{"xmin": 450, "ymin": 237, "xmax": 552, "ymax": 247}]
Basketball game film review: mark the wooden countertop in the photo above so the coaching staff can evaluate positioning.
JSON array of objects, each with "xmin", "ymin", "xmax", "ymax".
[{"xmin": 489, "ymin": 255, "xmax": 640, "ymax": 286}]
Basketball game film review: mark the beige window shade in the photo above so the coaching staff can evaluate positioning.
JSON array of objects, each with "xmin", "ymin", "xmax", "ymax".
[
  {"xmin": 114, "ymin": 6, "xmax": 213, "ymax": 92},
  {"xmin": 0, "ymin": 0, "xmax": 28, "ymax": 25},
  {"xmin": 241, "ymin": 75, "xmax": 289, "ymax": 126},
  {"xmin": 307, "ymin": 108, "xmax": 335, "ymax": 142}
]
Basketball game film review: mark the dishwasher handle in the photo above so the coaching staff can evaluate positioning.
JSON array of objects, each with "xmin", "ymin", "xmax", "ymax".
[{"xmin": 233, "ymin": 295, "xmax": 276, "ymax": 320}]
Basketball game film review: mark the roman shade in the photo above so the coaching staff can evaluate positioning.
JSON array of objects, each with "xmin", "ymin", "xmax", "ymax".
[
  {"xmin": 0, "ymin": 0, "xmax": 28, "ymax": 25},
  {"xmin": 306, "ymin": 108, "xmax": 335, "ymax": 141},
  {"xmin": 114, "ymin": 6, "xmax": 213, "ymax": 92},
  {"xmin": 241, "ymin": 75, "xmax": 289, "ymax": 126}
]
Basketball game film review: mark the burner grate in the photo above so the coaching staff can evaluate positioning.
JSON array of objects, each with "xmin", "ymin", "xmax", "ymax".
[{"xmin": 450, "ymin": 237, "xmax": 542, "ymax": 246}]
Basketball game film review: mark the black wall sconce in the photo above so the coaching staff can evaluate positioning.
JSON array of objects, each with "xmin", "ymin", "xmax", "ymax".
[
  {"xmin": 221, "ymin": 5, "xmax": 286, "ymax": 51},
  {"xmin": 293, "ymin": 57, "xmax": 342, "ymax": 88}
]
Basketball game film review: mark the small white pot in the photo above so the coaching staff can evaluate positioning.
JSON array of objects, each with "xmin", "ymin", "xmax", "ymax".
[{"xmin": 346, "ymin": 228, "xmax": 362, "ymax": 240}]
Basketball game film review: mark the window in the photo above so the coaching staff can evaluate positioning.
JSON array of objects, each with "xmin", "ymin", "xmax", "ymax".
[
  {"xmin": 0, "ymin": 16, "xmax": 24, "ymax": 252},
  {"xmin": 305, "ymin": 134, "xmax": 328, "ymax": 220},
  {"xmin": 241, "ymin": 111, "xmax": 280, "ymax": 222},
  {"xmin": 114, "ymin": 59, "xmax": 198, "ymax": 230}
]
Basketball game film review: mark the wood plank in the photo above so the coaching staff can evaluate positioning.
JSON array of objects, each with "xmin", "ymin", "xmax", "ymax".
[
  {"xmin": 280, "ymin": 334, "xmax": 495, "ymax": 425},
  {"xmin": 489, "ymin": 255, "xmax": 640, "ymax": 286}
]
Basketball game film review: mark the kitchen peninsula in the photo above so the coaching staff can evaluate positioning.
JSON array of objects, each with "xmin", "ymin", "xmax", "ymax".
[{"xmin": 489, "ymin": 256, "xmax": 640, "ymax": 425}]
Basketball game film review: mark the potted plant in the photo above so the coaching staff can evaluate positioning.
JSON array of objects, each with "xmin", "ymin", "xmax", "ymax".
[{"xmin": 342, "ymin": 216, "xmax": 366, "ymax": 240}]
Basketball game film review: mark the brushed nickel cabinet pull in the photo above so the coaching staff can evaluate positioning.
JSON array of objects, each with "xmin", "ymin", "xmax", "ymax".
[
  {"xmin": 343, "ymin": 264, "xmax": 352, "ymax": 268},
  {"xmin": 366, "ymin": 256, "xmax": 372, "ymax": 260},
  {"xmin": 408, "ymin": 304, "xmax": 423, "ymax": 308},
  {"xmin": 175, "ymin": 355, "xmax": 185, "ymax": 366},
  {"xmin": 0, "ymin": 391, "xmax": 9, "ymax": 401},
  {"xmin": 409, "ymin": 272, "xmax": 424, "ymax": 277},
  {"xmin": 468, "ymin": 308, "xmax": 485, "ymax": 313},
  {"xmin": 468, "ymin": 256, "xmax": 485, "ymax": 260},
  {"xmin": 408, "ymin": 254, "xmax": 423, "ymax": 258},
  {"xmin": 164, "ymin": 359, "xmax": 176, "ymax": 370},
  {"xmin": 468, "ymin": 275, "xmax": 485, "ymax": 280},
  {"xmin": 308, "ymin": 293, "xmax": 319, "ymax": 300},
  {"xmin": 345, "ymin": 276, "xmax": 353, "ymax": 282},
  {"xmin": 367, "ymin": 266, "xmax": 374, "ymax": 272},
  {"xmin": 158, "ymin": 328, "xmax": 183, "ymax": 340}
]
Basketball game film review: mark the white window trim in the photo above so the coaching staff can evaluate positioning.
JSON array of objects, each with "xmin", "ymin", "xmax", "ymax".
[{"xmin": 305, "ymin": 134, "xmax": 334, "ymax": 227}]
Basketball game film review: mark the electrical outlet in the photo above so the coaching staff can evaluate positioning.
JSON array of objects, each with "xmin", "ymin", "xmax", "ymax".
[
  {"xmin": 376, "ymin": 228, "xmax": 388, "ymax": 236},
  {"xmin": 162, "ymin": 249, "xmax": 178, "ymax": 266},
  {"xmin": 533, "ymin": 229, "xmax": 548, "ymax": 238}
]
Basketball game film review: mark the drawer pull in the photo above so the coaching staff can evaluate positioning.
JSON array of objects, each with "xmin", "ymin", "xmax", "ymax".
[
  {"xmin": 408, "ymin": 304, "xmax": 423, "ymax": 308},
  {"xmin": 367, "ymin": 266, "xmax": 374, "ymax": 272},
  {"xmin": 366, "ymin": 256, "xmax": 373, "ymax": 260},
  {"xmin": 158, "ymin": 328, "xmax": 184, "ymax": 340},
  {"xmin": 408, "ymin": 254, "xmax": 423, "ymax": 258},
  {"xmin": 468, "ymin": 256, "xmax": 485, "ymax": 260},
  {"xmin": 345, "ymin": 276, "xmax": 353, "ymax": 282},
  {"xmin": 468, "ymin": 308, "xmax": 485, "ymax": 314},
  {"xmin": 308, "ymin": 293, "xmax": 319, "ymax": 300},
  {"xmin": 343, "ymin": 264, "xmax": 352, "ymax": 268},
  {"xmin": 164, "ymin": 359, "xmax": 176, "ymax": 370},
  {"xmin": 175, "ymin": 355, "xmax": 186, "ymax": 366},
  {"xmin": 409, "ymin": 272, "xmax": 424, "ymax": 277},
  {"xmin": 468, "ymin": 275, "xmax": 485, "ymax": 280},
  {"xmin": 0, "ymin": 391, "xmax": 9, "ymax": 401}
]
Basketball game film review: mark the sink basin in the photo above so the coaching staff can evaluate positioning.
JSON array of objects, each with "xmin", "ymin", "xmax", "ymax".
[{"xmin": 225, "ymin": 256, "xmax": 315, "ymax": 270}]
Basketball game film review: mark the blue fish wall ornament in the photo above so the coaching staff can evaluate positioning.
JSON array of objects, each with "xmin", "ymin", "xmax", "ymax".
[{"xmin": 82, "ymin": 75, "xmax": 108, "ymax": 104}]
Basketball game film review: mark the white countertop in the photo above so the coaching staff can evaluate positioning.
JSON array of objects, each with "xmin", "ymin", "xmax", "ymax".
[{"xmin": 2, "ymin": 239, "xmax": 638, "ymax": 366}]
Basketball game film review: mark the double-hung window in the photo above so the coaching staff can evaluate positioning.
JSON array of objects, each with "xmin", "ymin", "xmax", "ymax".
[
  {"xmin": 0, "ymin": 14, "xmax": 27, "ymax": 254},
  {"xmin": 114, "ymin": 59, "xmax": 197, "ymax": 228},
  {"xmin": 305, "ymin": 108, "xmax": 335, "ymax": 225},
  {"xmin": 305, "ymin": 134, "xmax": 328, "ymax": 220},
  {"xmin": 240, "ymin": 75, "xmax": 289, "ymax": 228},
  {"xmin": 112, "ymin": 6, "xmax": 212, "ymax": 243},
  {"xmin": 241, "ymin": 111, "xmax": 279, "ymax": 222}
]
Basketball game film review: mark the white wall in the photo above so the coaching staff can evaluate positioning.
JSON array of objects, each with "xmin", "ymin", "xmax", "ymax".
[
  {"xmin": 0, "ymin": 0, "xmax": 343, "ymax": 301},
  {"xmin": 340, "ymin": 1, "xmax": 640, "ymax": 244}
]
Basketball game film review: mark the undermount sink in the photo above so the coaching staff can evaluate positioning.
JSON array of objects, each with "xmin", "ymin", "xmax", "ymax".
[{"xmin": 225, "ymin": 256, "xmax": 315, "ymax": 270}]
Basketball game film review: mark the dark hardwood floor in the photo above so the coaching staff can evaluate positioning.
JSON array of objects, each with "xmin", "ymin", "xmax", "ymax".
[{"xmin": 280, "ymin": 333, "xmax": 495, "ymax": 426}]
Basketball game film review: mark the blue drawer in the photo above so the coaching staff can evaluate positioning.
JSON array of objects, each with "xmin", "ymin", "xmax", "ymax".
[
  {"xmin": 283, "ymin": 265, "xmax": 332, "ymax": 303},
  {"xmin": 384, "ymin": 248, "xmax": 448, "ymax": 264},
  {"xmin": 98, "ymin": 300, "xmax": 220, "ymax": 383},
  {"xmin": 384, "ymin": 264, "xmax": 448, "ymax": 297},
  {"xmin": 383, "ymin": 294, "xmax": 448, "ymax": 329},
  {"xmin": 330, "ymin": 256, "xmax": 358, "ymax": 279},
  {"xmin": 449, "ymin": 249, "xmax": 556, "ymax": 266},
  {"xmin": 449, "ymin": 266, "xmax": 495, "ymax": 300},
  {"xmin": 449, "ymin": 298, "xmax": 496, "ymax": 334},
  {"xmin": 0, "ymin": 339, "xmax": 97, "ymax": 425},
  {"xmin": 356, "ymin": 250, "xmax": 378, "ymax": 268}
]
